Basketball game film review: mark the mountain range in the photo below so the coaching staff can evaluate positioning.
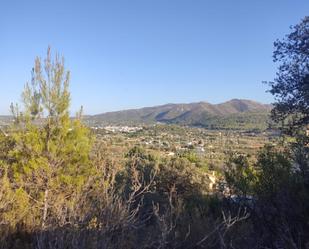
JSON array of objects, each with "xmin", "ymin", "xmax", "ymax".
[{"xmin": 89, "ymin": 99, "xmax": 272, "ymax": 130}]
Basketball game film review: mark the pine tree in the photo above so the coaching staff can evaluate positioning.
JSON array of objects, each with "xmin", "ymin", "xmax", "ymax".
[{"xmin": 6, "ymin": 47, "xmax": 93, "ymax": 229}]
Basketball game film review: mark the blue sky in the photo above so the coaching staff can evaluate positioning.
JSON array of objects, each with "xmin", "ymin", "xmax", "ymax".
[{"xmin": 0, "ymin": 1, "xmax": 308, "ymax": 114}]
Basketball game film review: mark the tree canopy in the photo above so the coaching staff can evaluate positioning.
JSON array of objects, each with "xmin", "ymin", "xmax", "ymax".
[
  {"xmin": 270, "ymin": 16, "xmax": 309, "ymax": 134},
  {"xmin": 4, "ymin": 47, "xmax": 93, "ymax": 230}
]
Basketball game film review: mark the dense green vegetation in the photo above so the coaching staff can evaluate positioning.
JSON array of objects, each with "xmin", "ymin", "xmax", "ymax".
[{"xmin": 0, "ymin": 17, "xmax": 309, "ymax": 249}]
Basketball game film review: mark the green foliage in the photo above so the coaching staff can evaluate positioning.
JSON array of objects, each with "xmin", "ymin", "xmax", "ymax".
[
  {"xmin": 179, "ymin": 150, "xmax": 199, "ymax": 163},
  {"xmin": 225, "ymin": 153, "xmax": 256, "ymax": 196},
  {"xmin": 157, "ymin": 156, "xmax": 210, "ymax": 200},
  {"xmin": 1, "ymin": 48, "xmax": 93, "ymax": 230},
  {"xmin": 269, "ymin": 16, "xmax": 309, "ymax": 135},
  {"xmin": 254, "ymin": 146, "xmax": 292, "ymax": 198},
  {"xmin": 225, "ymin": 145, "xmax": 293, "ymax": 199}
]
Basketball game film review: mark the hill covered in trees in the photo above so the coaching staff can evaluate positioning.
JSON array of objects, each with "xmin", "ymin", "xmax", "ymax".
[{"xmin": 91, "ymin": 99, "xmax": 272, "ymax": 130}]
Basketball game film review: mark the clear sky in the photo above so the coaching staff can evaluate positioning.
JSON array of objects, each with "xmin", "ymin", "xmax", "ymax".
[{"xmin": 0, "ymin": 1, "xmax": 308, "ymax": 115}]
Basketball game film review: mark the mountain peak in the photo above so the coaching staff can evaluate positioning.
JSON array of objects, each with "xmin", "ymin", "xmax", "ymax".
[{"xmin": 91, "ymin": 99, "xmax": 271, "ymax": 130}]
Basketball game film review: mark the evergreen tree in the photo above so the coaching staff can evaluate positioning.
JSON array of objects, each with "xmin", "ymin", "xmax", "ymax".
[{"xmin": 5, "ymin": 47, "xmax": 93, "ymax": 229}]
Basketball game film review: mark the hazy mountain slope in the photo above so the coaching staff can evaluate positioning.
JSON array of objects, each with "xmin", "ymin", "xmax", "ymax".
[{"xmin": 90, "ymin": 99, "xmax": 272, "ymax": 130}]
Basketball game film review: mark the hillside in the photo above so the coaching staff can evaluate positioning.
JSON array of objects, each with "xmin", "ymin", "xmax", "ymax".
[{"xmin": 90, "ymin": 99, "xmax": 272, "ymax": 130}]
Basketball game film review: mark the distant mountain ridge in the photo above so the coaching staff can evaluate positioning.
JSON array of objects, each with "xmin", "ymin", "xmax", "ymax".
[{"xmin": 90, "ymin": 99, "xmax": 272, "ymax": 130}]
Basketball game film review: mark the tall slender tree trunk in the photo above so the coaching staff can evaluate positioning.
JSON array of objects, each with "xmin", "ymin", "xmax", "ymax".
[{"xmin": 42, "ymin": 188, "xmax": 49, "ymax": 229}]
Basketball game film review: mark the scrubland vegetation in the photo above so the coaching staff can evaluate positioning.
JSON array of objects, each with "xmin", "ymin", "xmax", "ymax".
[{"xmin": 0, "ymin": 17, "xmax": 309, "ymax": 249}]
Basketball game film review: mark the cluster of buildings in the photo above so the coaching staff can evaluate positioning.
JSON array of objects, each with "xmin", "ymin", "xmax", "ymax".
[{"xmin": 91, "ymin": 125, "xmax": 143, "ymax": 133}]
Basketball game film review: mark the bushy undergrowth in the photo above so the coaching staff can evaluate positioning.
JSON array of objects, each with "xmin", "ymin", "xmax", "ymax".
[{"xmin": 1, "ymin": 136, "xmax": 309, "ymax": 249}]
